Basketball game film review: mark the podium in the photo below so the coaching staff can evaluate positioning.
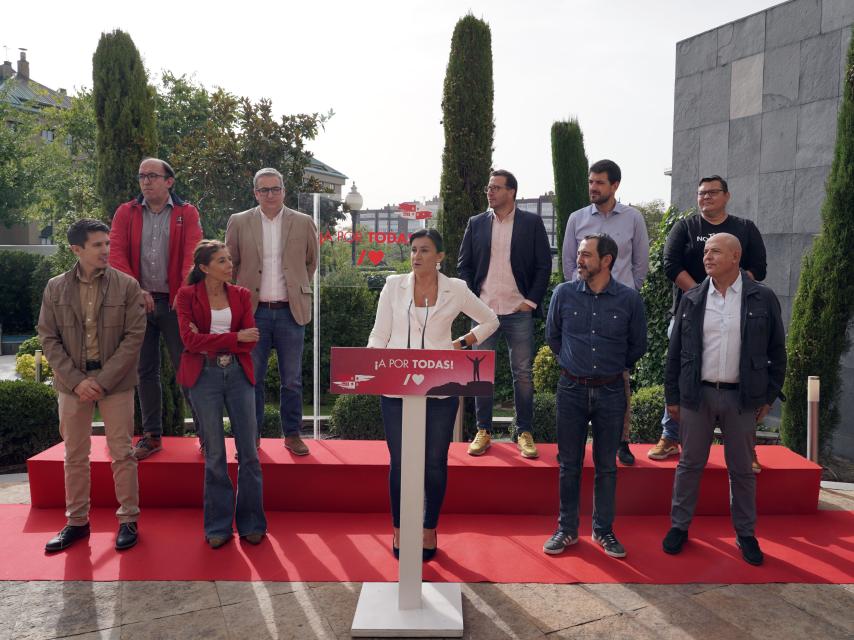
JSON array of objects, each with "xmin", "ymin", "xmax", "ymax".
[{"xmin": 330, "ymin": 347, "xmax": 495, "ymax": 637}]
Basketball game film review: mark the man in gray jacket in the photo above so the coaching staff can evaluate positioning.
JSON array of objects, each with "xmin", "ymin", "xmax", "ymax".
[{"xmin": 661, "ymin": 233, "xmax": 785, "ymax": 566}]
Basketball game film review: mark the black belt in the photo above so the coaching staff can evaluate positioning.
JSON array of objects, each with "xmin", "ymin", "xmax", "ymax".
[
  {"xmin": 85, "ymin": 360, "xmax": 101, "ymax": 371},
  {"xmin": 205, "ymin": 353, "xmax": 235, "ymax": 367},
  {"xmin": 257, "ymin": 301, "xmax": 289, "ymax": 309},
  {"xmin": 702, "ymin": 380, "xmax": 739, "ymax": 390},
  {"xmin": 150, "ymin": 292, "xmax": 169, "ymax": 299},
  {"xmin": 561, "ymin": 370, "xmax": 622, "ymax": 387}
]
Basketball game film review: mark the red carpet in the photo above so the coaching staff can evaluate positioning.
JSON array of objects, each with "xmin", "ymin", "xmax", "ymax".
[{"xmin": 2, "ymin": 505, "xmax": 852, "ymax": 584}]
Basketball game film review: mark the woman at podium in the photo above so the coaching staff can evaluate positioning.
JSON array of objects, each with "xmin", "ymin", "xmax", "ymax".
[
  {"xmin": 368, "ymin": 229, "xmax": 498, "ymax": 560},
  {"xmin": 175, "ymin": 240, "xmax": 267, "ymax": 549}
]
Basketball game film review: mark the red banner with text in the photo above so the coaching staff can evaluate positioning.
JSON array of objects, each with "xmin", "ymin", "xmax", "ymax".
[{"xmin": 330, "ymin": 347, "xmax": 495, "ymax": 397}]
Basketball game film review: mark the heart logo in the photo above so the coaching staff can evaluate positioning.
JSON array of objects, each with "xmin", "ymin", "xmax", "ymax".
[
  {"xmin": 411, "ymin": 374, "xmax": 424, "ymax": 385},
  {"xmin": 368, "ymin": 250, "xmax": 385, "ymax": 266}
]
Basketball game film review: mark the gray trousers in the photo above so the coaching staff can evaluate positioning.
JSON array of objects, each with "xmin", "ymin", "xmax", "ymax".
[{"xmin": 670, "ymin": 386, "xmax": 756, "ymax": 537}]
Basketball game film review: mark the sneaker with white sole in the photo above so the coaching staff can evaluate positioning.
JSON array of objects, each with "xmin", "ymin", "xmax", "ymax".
[
  {"xmin": 647, "ymin": 437, "xmax": 679, "ymax": 460},
  {"xmin": 592, "ymin": 530, "xmax": 627, "ymax": 558},
  {"xmin": 467, "ymin": 429, "xmax": 491, "ymax": 456},
  {"xmin": 516, "ymin": 431, "xmax": 538, "ymax": 459},
  {"xmin": 543, "ymin": 530, "xmax": 578, "ymax": 555}
]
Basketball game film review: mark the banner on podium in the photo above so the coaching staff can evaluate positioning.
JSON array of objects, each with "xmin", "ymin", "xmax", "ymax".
[{"xmin": 330, "ymin": 347, "xmax": 494, "ymax": 397}]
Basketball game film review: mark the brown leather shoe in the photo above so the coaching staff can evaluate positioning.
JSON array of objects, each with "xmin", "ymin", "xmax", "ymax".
[
  {"xmin": 284, "ymin": 435, "xmax": 309, "ymax": 456},
  {"xmin": 242, "ymin": 532, "xmax": 265, "ymax": 545},
  {"xmin": 133, "ymin": 435, "xmax": 162, "ymax": 460},
  {"xmin": 206, "ymin": 535, "xmax": 231, "ymax": 549}
]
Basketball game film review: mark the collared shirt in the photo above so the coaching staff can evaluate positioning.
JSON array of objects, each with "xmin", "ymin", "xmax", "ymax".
[
  {"xmin": 479, "ymin": 210, "xmax": 534, "ymax": 315},
  {"xmin": 76, "ymin": 265, "xmax": 105, "ymax": 362},
  {"xmin": 701, "ymin": 276, "xmax": 742, "ymax": 383},
  {"xmin": 546, "ymin": 276, "xmax": 647, "ymax": 378},
  {"xmin": 259, "ymin": 206, "xmax": 288, "ymax": 302},
  {"xmin": 139, "ymin": 195, "xmax": 173, "ymax": 294},
  {"xmin": 562, "ymin": 202, "xmax": 650, "ymax": 290}
]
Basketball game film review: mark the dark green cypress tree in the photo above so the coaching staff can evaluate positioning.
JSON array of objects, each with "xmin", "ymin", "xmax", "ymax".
[
  {"xmin": 781, "ymin": 28, "xmax": 854, "ymax": 457},
  {"xmin": 438, "ymin": 14, "xmax": 494, "ymax": 276},
  {"xmin": 92, "ymin": 30, "xmax": 157, "ymax": 220},
  {"xmin": 550, "ymin": 119, "xmax": 588, "ymax": 276}
]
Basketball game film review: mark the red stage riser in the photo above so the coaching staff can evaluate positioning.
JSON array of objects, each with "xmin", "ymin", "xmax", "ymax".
[{"xmin": 27, "ymin": 438, "xmax": 821, "ymax": 516}]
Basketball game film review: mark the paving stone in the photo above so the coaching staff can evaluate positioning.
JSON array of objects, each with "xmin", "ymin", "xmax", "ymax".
[
  {"xmin": 776, "ymin": 583, "xmax": 854, "ymax": 634},
  {"xmin": 0, "ymin": 482, "xmax": 30, "ymax": 504},
  {"xmin": 793, "ymin": 165, "xmax": 830, "ymax": 233},
  {"xmin": 222, "ymin": 588, "xmax": 336, "ymax": 639},
  {"xmin": 11, "ymin": 581, "xmax": 120, "ymax": 640},
  {"xmin": 694, "ymin": 584, "xmax": 851, "ymax": 639},
  {"xmin": 0, "ymin": 581, "xmax": 26, "ymax": 600},
  {"xmin": 672, "ymin": 129, "xmax": 700, "ymax": 187},
  {"xmin": 120, "ymin": 607, "xmax": 228, "ymax": 640},
  {"xmin": 553, "ymin": 612, "xmax": 656, "ymax": 639},
  {"xmin": 215, "ymin": 580, "xmax": 305, "ymax": 606},
  {"xmin": 58, "ymin": 629, "xmax": 121, "ymax": 639},
  {"xmin": 799, "ymin": 32, "xmax": 841, "ymax": 103},
  {"xmin": 726, "ymin": 173, "xmax": 759, "ymax": 221},
  {"xmin": 676, "ymin": 30, "xmax": 718, "ymax": 78},
  {"xmin": 674, "ymin": 73, "xmax": 701, "ymax": 132},
  {"xmin": 728, "ymin": 115, "xmax": 761, "ymax": 177},
  {"xmin": 761, "ymin": 233, "xmax": 792, "ymax": 297},
  {"xmin": 579, "ymin": 584, "xmax": 720, "ymax": 613},
  {"xmin": 632, "ymin": 589, "xmax": 752, "ymax": 640},
  {"xmin": 492, "ymin": 583, "xmax": 618, "ymax": 634},
  {"xmin": 121, "ymin": 581, "xmax": 219, "ymax": 625},
  {"xmin": 698, "ymin": 122, "xmax": 729, "ymax": 180},
  {"xmin": 822, "ymin": 0, "xmax": 854, "ymax": 33},
  {"xmin": 766, "ymin": 0, "xmax": 821, "ymax": 49},
  {"xmin": 461, "ymin": 583, "xmax": 546, "ymax": 639},
  {"xmin": 730, "ymin": 53, "xmax": 764, "ymax": 119},
  {"xmin": 763, "ymin": 43, "xmax": 801, "ymax": 111},
  {"xmin": 757, "ymin": 170, "xmax": 795, "ymax": 234},
  {"xmin": 699, "ymin": 66, "xmax": 731, "ymax": 126},
  {"xmin": 796, "ymin": 98, "xmax": 839, "ymax": 169},
  {"xmin": 718, "ymin": 13, "xmax": 766, "ymax": 66},
  {"xmin": 760, "ymin": 107, "xmax": 798, "ymax": 173},
  {"xmin": 305, "ymin": 582, "xmax": 360, "ymax": 638}
]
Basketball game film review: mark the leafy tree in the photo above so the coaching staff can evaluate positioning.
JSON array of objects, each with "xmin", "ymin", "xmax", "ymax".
[
  {"xmin": 781, "ymin": 31, "xmax": 854, "ymax": 457},
  {"xmin": 438, "ymin": 14, "xmax": 494, "ymax": 276},
  {"xmin": 551, "ymin": 119, "xmax": 588, "ymax": 275},
  {"xmin": 92, "ymin": 29, "xmax": 157, "ymax": 220},
  {"xmin": 0, "ymin": 100, "xmax": 33, "ymax": 227}
]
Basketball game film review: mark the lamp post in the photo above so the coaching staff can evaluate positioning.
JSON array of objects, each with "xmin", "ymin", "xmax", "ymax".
[{"xmin": 345, "ymin": 183, "xmax": 363, "ymax": 266}]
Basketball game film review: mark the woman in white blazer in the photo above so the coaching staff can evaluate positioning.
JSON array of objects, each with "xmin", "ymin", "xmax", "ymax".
[{"xmin": 368, "ymin": 228, "xmax": 499, "ymax": 560}]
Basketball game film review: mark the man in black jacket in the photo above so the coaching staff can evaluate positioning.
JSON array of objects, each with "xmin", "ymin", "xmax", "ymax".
[
  {"xmin": 649, "ymin": 175, "xmax": 767, "ymax": 470},
  {"xmin": 458, "ymin": 169, "xmax": 552, "ymax": 459},
  {"xmin": 661, "ymin": 233, "xmax": 785, "ymax": 566}
]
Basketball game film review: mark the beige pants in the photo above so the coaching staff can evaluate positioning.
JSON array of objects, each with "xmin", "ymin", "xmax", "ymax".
[{"xmin": 58, "ymin": 386, "xmax": 139, "ymax": 526}]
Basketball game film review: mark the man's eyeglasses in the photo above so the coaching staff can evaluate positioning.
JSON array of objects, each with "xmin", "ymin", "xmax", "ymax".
[
  {"xmin": 484, "ymin": 185, "xmax": 507, "ymax": 193},
  {"xmin": 137, "ymin": 173, "xmax": 168, "ymax": 182},
  {"xmin": 697, "ymin": 189, "xmax": 725, "ymax": 198},
  {"xmin": 256, "ymin": 187, "xmax": 283, "ymax": 195}
]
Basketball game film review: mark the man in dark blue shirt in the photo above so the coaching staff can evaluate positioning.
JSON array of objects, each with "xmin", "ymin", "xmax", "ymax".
[{"xmin": 543, "ymin": 233, "xmax": 647, "ymax": 559}]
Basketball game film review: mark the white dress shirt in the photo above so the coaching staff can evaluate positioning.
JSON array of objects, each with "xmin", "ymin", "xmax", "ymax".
[
  {"xmin": 701, "ymin": 276, "xmax": 742, "ymax": 384},
  {"xmin": 479, "ymin": 210, "xmax": 533, "ymax": 314},
  {"xmin": 259, "ymin": 207, "xmax": 288, "ymax": 302}
]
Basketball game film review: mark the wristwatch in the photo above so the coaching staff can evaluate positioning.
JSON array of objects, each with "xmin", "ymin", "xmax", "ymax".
[{"xmin": 458, "ymin": 337, "xmax": 468, "ymax": 349}]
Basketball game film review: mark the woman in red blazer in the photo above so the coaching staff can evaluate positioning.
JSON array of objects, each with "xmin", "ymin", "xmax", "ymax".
[{"xmin": 175, "ymin": 240, "xmax": 266, "ymax": 549}]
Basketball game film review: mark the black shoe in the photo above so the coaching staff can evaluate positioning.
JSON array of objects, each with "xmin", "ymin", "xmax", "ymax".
[
  {"xmin": 736, "ymin": 535, "xmax": 764, "ymax": 566},
  {"xmin": 115, "ymin": 522, "xmax": 138, "ymax": 550},
  {"xmin": 423, "ymin": 531, "xmax": 438, "ymax": 562},
  {"xmin": 662, "ymin": 527, "xmax": 688, "ymax": 554},
  {"xmin": 617, "ymin": 441, "xmax": 635, "ymax": 466},
  {"xmin": 45, "ymin": 524, "xmax": 90, "ymax": 553},
  {"xmin": 543, "ymin": 530, "xmax": 578, "ymax": 555}
]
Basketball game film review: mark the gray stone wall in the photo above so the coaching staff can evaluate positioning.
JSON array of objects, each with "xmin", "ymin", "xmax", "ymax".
[{"xmin": 670, "ymin": 0, "xmax": 854, "ymax": 457}]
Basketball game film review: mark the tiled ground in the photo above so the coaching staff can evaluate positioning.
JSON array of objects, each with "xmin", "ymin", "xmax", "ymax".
[{"xmin": 1, "ymin": 475, "xmax": 852, "ymax": 639}]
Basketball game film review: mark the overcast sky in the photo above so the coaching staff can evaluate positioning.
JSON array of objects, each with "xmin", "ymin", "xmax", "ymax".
[{"xmin": 5, "ymin": 0, "xmax": 780, "ymax": 209}]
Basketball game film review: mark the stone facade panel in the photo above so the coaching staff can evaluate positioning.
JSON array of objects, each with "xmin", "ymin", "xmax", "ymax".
[
  {"xmin": 757, "ymin": 170, "xmax": 795, "ymax": 234},
  {"xmin": 760, "ymin": 107, "xmax": 799, "ymax": 172},
  {"xmin": 761, "ymin": 233, "xmax": 792, "ymax": 295},
  {"xmin": 799, "ymin": 31, "xmax": 841, "ymax": 103},
  {"xmin": 766, "ymin": 0, "xmax": 821, "ymax": 49},
  {"xmin": 676, "ymin": 30, "xmax": 718, "ymax": 78},
  {"xmin": 822, "ymin": 0, "xmax": 854, "ymax": 33},
  {"xmin": 763, "ymin": 43, "xmax": 801, "ymax": 111},
  {"xmin": 674, "ymin": 73, "xmax": 701, "ymax": 131},
  {"xmin": 728, "ymin": 115, "xmax": 762, "ymax": 176},
  {"xmin": 699, "ymin": 65, "xmax": 732, "ymax": 125},
  {"xmin": 793, "ymin": 165, "xmax": 831, "ymax": 233},
  {"xmin": 672, "ymin": 128, "xmax": 700, "ymax": 187},
  {"xmin": 731, "ymin": 53, "xmax": 765, "ymax": 118},
  {"xmin": 699, "ymin": 122, "xmax": 729, "ymax": 179},
  {"xmin": 796, "ymin": 98, "xmax": 839, "ymax": 168},
  {"xmin": 727, "ymin": 173, "xmax": 759, "ymax": 222},
  {"xmin": 718, "ymin": 13, "xmax": 766, "ymax": 65}
]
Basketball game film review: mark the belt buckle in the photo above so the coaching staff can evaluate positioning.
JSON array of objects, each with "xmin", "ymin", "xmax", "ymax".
[{"xmin": 216, "ymin": 354, "xmax": 233, "ymax": 368}]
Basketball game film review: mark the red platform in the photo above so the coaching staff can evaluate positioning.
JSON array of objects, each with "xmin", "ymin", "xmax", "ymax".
[{"xmin": 28, "ymin": 438, "xmax": 821, "ymax": 516}]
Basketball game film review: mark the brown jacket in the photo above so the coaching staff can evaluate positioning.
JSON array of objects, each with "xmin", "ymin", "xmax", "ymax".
[
  {"xmin": 38, "ymin": 265, "xmax": 147, "ymax": 395},
  {"xmin": 225, "ymin": 206, "xmax": 318, "ymax": 325}
]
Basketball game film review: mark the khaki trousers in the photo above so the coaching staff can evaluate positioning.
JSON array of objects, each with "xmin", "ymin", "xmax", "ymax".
[{"xmin": 58, "ymin": 386, "xmax": 139, "ymax": 526}]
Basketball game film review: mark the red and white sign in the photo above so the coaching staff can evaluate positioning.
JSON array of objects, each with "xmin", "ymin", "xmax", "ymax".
[
  {"xmin": 398, "ymin": 202, "xmax": 417, "ymax": 213},
  {"xmin": 330, "ymin": 347, "xmax": 494, "ymax": 397},
  {"xmin": 399, "ymin": 209, "xmax": 433, "ymax": 220}
]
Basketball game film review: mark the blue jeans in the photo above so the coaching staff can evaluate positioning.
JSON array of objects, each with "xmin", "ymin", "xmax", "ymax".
[
  {"xmin": 474, "ymin": 311, "xmax": 534, "ymax": 436},
  {"xmin": 556, "ymin": 375, "xmax": 626, "ymax": 537},
  {"xmin": 381, "ymin": 396, "xmax": 458, "ymax": 529},
  {"xmin": 252, "ymin": 305, "xmax": 305, "ymax": 436},
  {"xmin": 189, "ymin": 360, "xmax": 266, "ymax": 539}
]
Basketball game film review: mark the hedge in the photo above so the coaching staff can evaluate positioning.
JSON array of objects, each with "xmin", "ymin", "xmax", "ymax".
[
  {"xmin": 629, "ymin": 385, "xmax": 665, "ymax": 444},
  {"xmin": 0, "ymin": 251, "xmax": 44, "ymax": 333},
  {"xmin": 0, "ymin": 380, "xmax": 60, "ymax": 467},
  {"xmin": 328, "ymin": 394, "xmax": 383, "ymax": 440}
]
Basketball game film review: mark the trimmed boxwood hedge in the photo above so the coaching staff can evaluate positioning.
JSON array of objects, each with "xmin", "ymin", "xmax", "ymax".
[{"xmin": 0, "ymin": 380, "xmax": 60, "ymax": 467}]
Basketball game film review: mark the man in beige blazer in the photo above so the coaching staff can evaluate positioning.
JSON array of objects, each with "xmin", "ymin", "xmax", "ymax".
[{"xmin": 225, "ymin": 168, "xmax": 318, "ymax": 455}]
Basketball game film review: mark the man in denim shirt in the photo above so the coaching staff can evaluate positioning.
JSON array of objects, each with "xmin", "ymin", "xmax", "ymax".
[{"xmin": 543, "ymin": 233, "xmax": 647, "ymax": 559}]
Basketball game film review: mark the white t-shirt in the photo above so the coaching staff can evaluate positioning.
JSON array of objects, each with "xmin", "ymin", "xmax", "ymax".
[{"xmin": 210, "ymin": 307, "xmax": 232, "ymax": 335}]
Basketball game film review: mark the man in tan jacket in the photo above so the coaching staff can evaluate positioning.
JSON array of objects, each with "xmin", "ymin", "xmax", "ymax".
[
  {"xmin": 38, "ymin": 219, "xmax": 147, "ymax": 552},
  {"xmin": 225, "ymin": 168, "xmax": 318, "ymax": 455}
]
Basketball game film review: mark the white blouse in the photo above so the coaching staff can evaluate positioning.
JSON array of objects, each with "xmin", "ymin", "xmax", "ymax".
[{"xmin": 210, "ymin": 307, "xmax": 232, "ymax": 335}]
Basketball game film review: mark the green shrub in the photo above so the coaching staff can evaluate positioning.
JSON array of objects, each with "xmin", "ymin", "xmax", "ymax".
[
  {"xmin": 14, "ymin": 353, "xmax": 53, "ymax": 381},
  {"xmin": 16, "ymin": 335, "xmax": 42, "ymax": 357},
  {"xmin": 328, "ymin": 394, "xmax": 383, "ymax": 440},
  {"xmin": 30, "ymin": 257, "xmax": 54, "ymax": 324},
  {"xmin": 0, "ymin": 380, "xmax": 60, "ymax": 467},
  {"xmin": 533, "ymin": 345, "xmax": 559, "ymax": 394},
  {"xmin": 629, "ymin": 385, "xmax": 665, "ymax": 444},
  {"xmin": 223, "ymin": 404, "xmax": 280, "ymax": 438},
  {"xmin": 0, "ymin": 251, "xmax": 44, "ymax": 333},
  {"xmin": 504, "ymin": 392, "xmax": 557, "ymax": 443}
]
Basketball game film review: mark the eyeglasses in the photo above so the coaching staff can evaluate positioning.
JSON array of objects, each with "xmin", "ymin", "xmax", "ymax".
[
  {"xmin": 697, "ymin": 189, "xmax": 724, "ymax": 198},
  {"xmin": 255, "ymin": 187, "xmax": 283, "ymax": 195},
  {"xmin": 137, "ymin": 173, "xmax": 168, "ymax": 182},
  {"xmin": 484, "ymin": 185, "xmax": 507, "ymax": 193}
]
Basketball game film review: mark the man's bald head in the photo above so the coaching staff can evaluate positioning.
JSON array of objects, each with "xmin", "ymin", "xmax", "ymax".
[{"xmin": 703, "ymin": 232, "xmax": 742, "ymax": 282}]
